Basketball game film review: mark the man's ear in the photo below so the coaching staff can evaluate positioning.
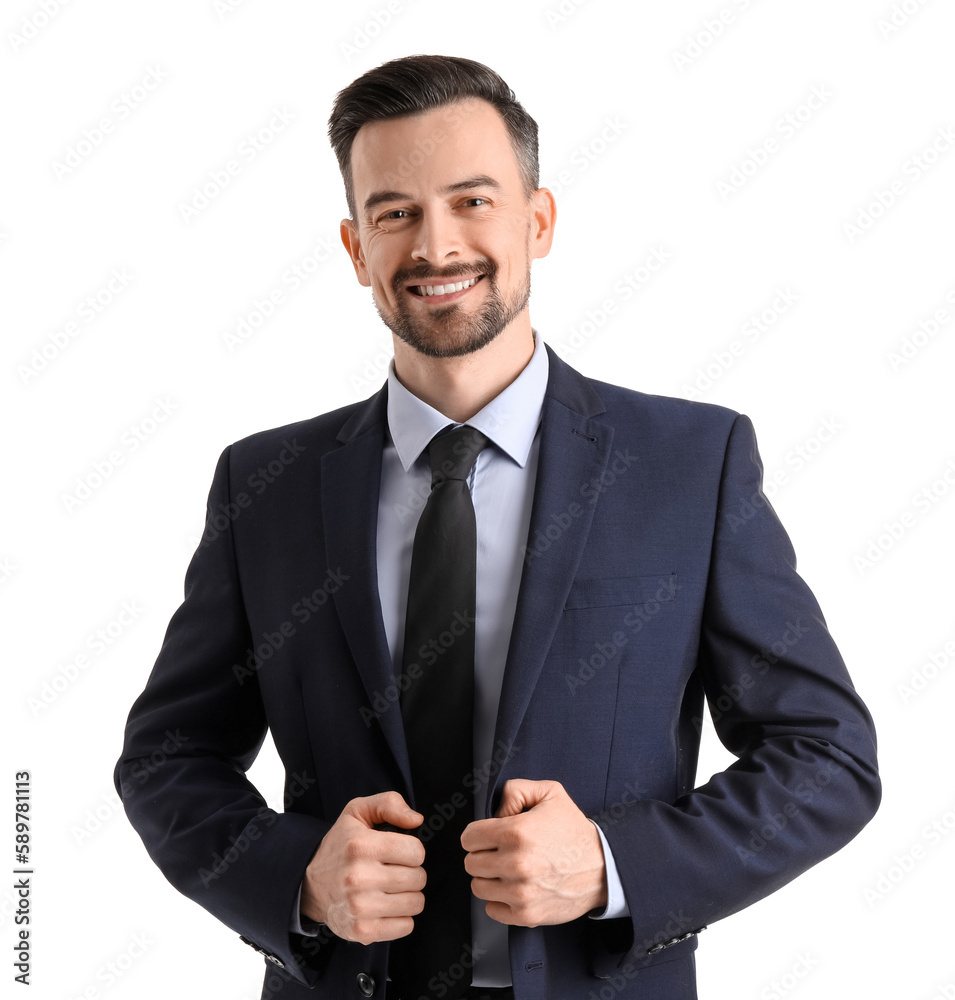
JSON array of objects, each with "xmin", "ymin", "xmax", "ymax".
[
  {"xmin": 340, "ymin": 218, "xmax": 371, "ymax": 287},
  {"xmin": 529, "ymin": 187, "xmax": 557, "ymax": 261}
]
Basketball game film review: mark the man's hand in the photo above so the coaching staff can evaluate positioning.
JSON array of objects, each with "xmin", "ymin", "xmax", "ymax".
[
  {"xmin": 461, "ymin": 778, "xmax": 608, "ymax": 927},
  {"xmin": 300, "ymin": 791, "xmax": 425, "ymax": 945}
]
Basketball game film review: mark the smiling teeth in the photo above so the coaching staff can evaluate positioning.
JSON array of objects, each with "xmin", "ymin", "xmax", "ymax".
[{"xmin": 416, "ymin": 277, "xmax": 479, "ymax": 296}]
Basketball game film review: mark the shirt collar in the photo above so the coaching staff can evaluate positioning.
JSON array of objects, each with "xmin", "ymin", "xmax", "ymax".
[{"xmin": 386, "ymin": 332, "xmax": 549, "ymax": 472}]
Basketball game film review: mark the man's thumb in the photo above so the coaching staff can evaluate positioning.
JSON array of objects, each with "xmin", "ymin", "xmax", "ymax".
[
  {"xmin": 495, "ymin": 778, "xmax": 552, "ymax": 817},
  {"xmin": 354, "ymin": 790, "xmax": 422, "ymax": 829}
]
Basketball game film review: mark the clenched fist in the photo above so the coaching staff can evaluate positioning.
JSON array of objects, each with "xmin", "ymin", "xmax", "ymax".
[{"xmin": 300, "ymin": 791, "xmax": 426, "ymax": 945}]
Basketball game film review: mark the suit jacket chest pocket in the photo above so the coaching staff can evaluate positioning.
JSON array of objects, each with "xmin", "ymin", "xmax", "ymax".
[{"xmin": 558, "ymin": 572, "xmax": 680, "ymax": 692}]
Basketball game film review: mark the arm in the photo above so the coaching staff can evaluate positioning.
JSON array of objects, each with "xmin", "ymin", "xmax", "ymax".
[
  {"xmin": 114, "ymin": 446, "xmax": 332, "ymax": 985},
  {"xmin": 592, "ymin": 412, "xmax": 881, "ymax": 962},
  {"xmin": 463, "ymin": 413, "xmax": 879, "ymax": 965}
]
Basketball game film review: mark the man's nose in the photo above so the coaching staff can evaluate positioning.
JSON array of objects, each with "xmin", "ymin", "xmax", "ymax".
[{"xmin": 410, "ymin": 210, "xmax": 462, "ymax": 264}]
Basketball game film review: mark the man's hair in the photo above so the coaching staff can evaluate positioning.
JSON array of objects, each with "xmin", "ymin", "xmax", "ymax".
[{"xmin": 328, "ymin": 54, "xmax": 539, "ymax": 220}]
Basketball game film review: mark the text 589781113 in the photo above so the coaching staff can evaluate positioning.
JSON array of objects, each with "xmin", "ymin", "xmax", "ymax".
[{"xmin": 14, "ymin": 771, "xmax": 32, "ymax": 986}]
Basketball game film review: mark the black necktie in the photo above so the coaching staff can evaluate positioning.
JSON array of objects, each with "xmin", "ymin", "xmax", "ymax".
[{"xmin": 390, "ymin": 424, "xmax": 488, "ymax": 1000}]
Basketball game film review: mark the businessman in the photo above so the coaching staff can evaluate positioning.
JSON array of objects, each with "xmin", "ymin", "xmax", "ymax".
[{"xmin": 115, "ymin": 55, "xmax": 880, "ymax": 1000}]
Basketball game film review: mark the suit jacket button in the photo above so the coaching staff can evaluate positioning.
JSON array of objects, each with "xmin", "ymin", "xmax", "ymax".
[{"xmin": 356, "ymin": 972, "xmax": 375, "ymax": 996}]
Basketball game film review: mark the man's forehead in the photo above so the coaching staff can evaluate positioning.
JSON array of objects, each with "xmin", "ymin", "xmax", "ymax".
[
  {"xmin": 350, "ymin": 98, "xmax": 519, "ymax": 209},
  {"xmin": 351, "ymin": 99, "xmax": 512, "ymax": 170},
  {"xmin": 353, "ymin": 96, "xmax": 499, "ymax": 144}
]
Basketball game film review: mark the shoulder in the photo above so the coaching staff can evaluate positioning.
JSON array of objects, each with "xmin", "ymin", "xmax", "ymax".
[
  {"xmin": 225, "ymin": 386, "xmax": 386, "ymax": 476},
  {"xmin": 548, "ymin": 346, "xmax": 744, "ymax": 446}
]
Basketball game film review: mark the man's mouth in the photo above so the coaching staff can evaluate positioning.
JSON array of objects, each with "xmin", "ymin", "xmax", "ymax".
[{"xmin": 407, "ymin": 275, "xmax": 484, "ymax": 299}]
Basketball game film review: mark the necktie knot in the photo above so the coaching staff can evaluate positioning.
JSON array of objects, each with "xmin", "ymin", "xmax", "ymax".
[{"xmin": 428, "ymin": 424, "xmax": 488, "ymax": 486}]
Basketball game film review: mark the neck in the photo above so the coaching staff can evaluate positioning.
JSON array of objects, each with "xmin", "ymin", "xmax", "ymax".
[{"xmin": 392, "ymin": 315, "xmax": 536, "ymax": 423}]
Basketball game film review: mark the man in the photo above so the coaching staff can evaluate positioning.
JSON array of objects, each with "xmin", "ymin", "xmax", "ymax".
[{"xmin": 115, "ymin": 55, "xmax": 880, "ymax": 1000}]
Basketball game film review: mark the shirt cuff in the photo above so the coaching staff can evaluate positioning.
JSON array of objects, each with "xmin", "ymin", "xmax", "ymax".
[
  {"xmin": 290, "ymin": 881, "xmax": 323, "ymax": 936},
  {"xmin": 588, "ymin": 819, "xmax": 630, "ymax": 920}
]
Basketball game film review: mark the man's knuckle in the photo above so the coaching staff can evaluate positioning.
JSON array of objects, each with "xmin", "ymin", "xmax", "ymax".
[
  {"xmin": 511, "ymin": 855, "xmax": 535, "ymax": 880},
  {"xmin": 513, "ymin": 880, "xmax": 536, "ymax": 903},
  {"xmin": 342, "ymin": 867, "xmax": 364, "ymax": 890}
]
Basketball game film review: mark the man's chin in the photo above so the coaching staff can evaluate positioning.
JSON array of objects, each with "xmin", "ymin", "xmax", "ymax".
[
  {"xmin": 391, "ymin": 325, "xmax": 503, "ymax": 359},
  {"xmin": 379, "ymin": 305, "xmax": 506, "ymax": 360}
]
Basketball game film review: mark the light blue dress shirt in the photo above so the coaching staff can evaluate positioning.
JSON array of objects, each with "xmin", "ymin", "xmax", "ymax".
[{"xmin": 294, "ymin": 335, "xmax": 627, "ymax": 984}]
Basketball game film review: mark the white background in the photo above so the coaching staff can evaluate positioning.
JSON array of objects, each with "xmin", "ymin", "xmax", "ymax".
[{"xmin": 3, "ymin": 1, "xmax": 955, "ymax": 997}]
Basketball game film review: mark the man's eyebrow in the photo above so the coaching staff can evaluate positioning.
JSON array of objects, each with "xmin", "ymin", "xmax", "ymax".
[
  {"xmin": 363, "ymin": 190, "xmax": 410, "ymax": 214},
  {"xmin": 362, "ymin": 175, "xmax": 502, "ymax": 215},
  {"xmin": 443, "ymin": 175, "xmax": 502, "ymax": 195}
]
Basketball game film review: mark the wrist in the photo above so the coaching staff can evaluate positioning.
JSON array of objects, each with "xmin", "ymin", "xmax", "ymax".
[{"xmin": 586, "ymin": 821, "xmax": 609, "ymax": 912}]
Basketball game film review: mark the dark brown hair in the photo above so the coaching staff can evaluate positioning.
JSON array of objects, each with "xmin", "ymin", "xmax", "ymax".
[{"xmin": 328, "ymin": 54, "xmax": 539, "ymax": 219}]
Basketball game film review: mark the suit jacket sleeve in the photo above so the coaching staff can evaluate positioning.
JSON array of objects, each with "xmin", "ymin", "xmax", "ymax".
[
  {"xmin": 114, "ymin": 445, "xmax": 331, "ymax": 987},
  {"xmin": 592, "ymin": 412, "xmax": 881, "ymax": 963}
]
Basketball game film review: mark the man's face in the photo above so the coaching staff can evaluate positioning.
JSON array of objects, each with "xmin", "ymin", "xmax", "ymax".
[{"xmin": 341, "ymin": 98, "xmax": 551, "ymax": 358}]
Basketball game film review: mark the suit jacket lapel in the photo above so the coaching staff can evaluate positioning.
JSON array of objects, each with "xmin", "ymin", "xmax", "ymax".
[
  {"xmin": 321, "ymin": 384, "xmax": 414, "ymax": 798},
  {"xmin": 489, "ymin": 347, "xmax": 614, "ymax": 812},
  {"xmin": 320, "ymin": 349, "xmax": 615, "ymax": 811}
]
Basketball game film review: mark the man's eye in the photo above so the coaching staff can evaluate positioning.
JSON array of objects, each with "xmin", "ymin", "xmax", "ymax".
[
  {"xmin": 381, "ymin": 210, "xmax": 409, "ymax": 221},
  {"xmin": 464, "ymin": 198, "xmax": 486, "ymax": 207}
]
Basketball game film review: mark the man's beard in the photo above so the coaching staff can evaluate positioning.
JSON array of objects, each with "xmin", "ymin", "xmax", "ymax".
[{"xmin": 374, "ymin": 257, "xmax": 530, "ymax": 359}]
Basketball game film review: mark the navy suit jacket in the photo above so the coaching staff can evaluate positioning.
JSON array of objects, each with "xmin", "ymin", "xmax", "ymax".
[{"xmin": 115, "ymin": 346, "xmax": 880, "ymax": 1000}]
